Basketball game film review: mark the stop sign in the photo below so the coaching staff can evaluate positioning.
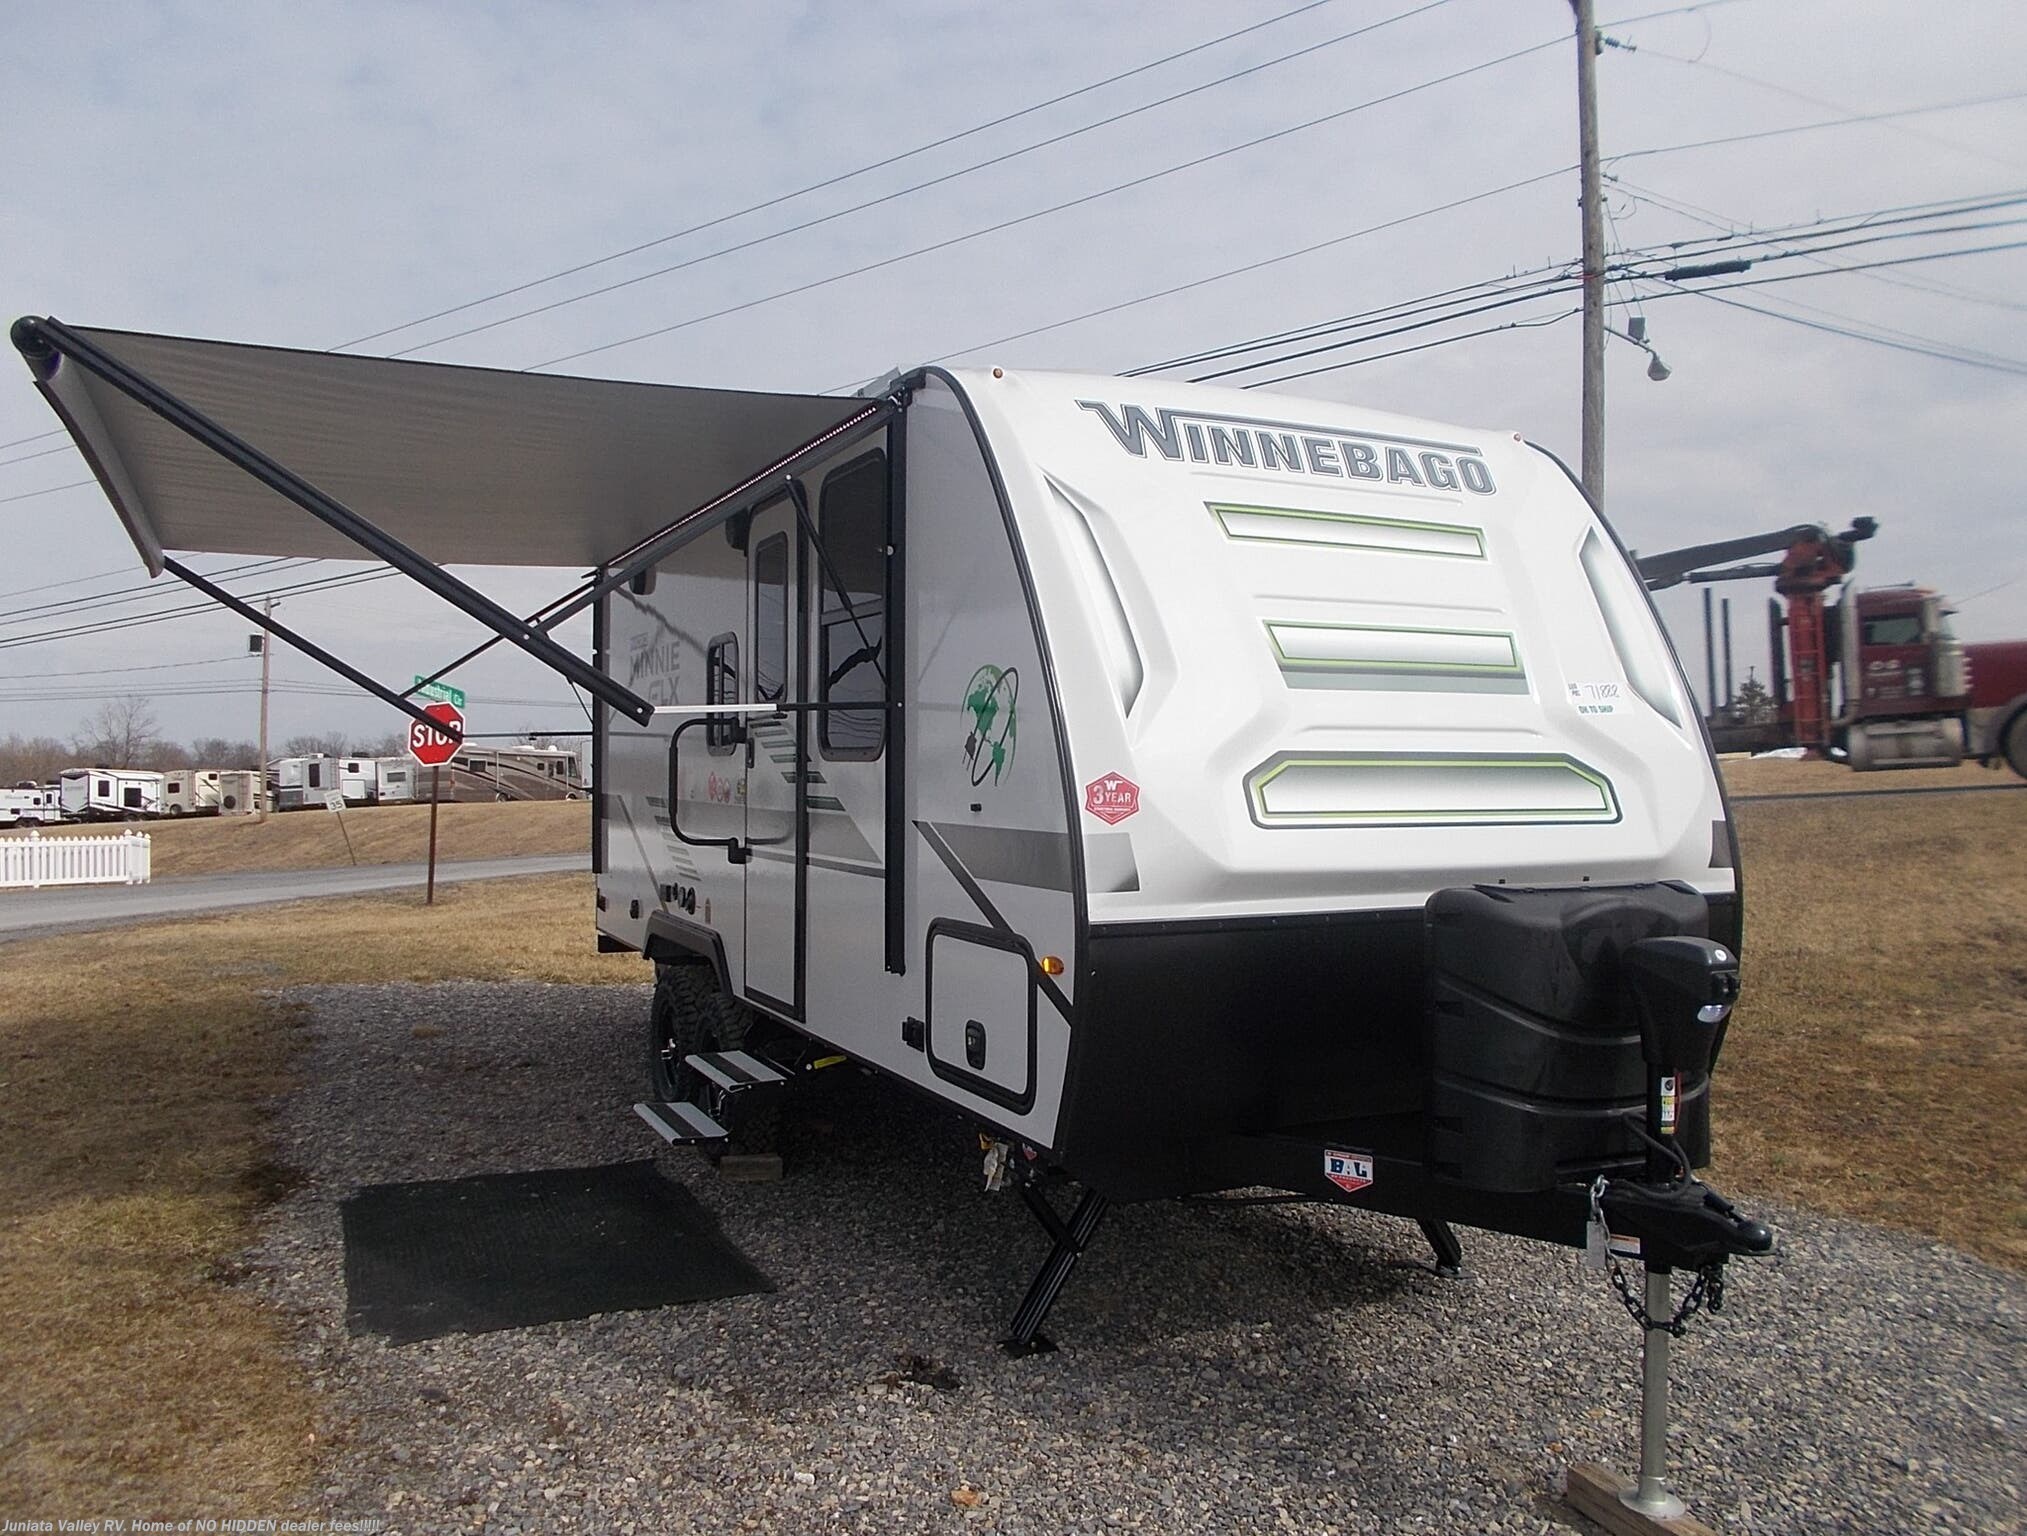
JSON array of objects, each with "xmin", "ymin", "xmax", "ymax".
[{"xmin": 408, "ymin": 701, "xmax": 464, "ymax": 767}]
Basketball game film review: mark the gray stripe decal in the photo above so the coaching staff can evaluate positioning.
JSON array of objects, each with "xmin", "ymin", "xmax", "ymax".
[
  {"xmin": 922, "ymin": 821, "xmax": 1139, "ymax": 895},
  {"xmin": 915, "ymin": 820, "xmax": 1073, "ymax": 1023}
]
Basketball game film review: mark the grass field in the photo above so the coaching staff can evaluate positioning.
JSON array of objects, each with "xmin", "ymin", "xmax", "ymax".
[
  {"xmin": 0, "ymin": 874, "xmax": 639, "ymax": 1516},
  {"xmin": 0, "ymin": 780, "xmax": 2020, "ymax": 1513},
  {"xmin": 0, "ymin": 798, "xmax": 588, "ymax": 877},
  {"xmin": 1719, "ymin": 754, "xmax": 2014, "ymax": 797}
]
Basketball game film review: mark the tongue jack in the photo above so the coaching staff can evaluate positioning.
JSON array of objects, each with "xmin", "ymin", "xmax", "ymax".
[{"xmin": 1573, "ymin": 936, "xmax": 1776, "ymax": 1529}]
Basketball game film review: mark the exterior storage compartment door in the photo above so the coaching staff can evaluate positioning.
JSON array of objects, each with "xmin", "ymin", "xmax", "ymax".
[{"xmin": 926, "ymin": 921, "xmax": 1037, "ymax": 1113}]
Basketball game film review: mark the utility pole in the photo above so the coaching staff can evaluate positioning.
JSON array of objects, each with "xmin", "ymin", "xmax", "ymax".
[
  {"xmin": 256, "ymin": 597, "xmax": 273, "ymax": 821},
  {"xmin": 1573, "ymin": 0, "xmax": 1606, "ymax": 509}
]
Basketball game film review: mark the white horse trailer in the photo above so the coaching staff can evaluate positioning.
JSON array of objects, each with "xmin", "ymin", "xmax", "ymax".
[
  {"xmin": 59, "ymin": 766, "xmax": 164, "ymax": 820},
  {"xmin": 15, "ymin": 322, "xmax": 1773, "ymax": 1445}
]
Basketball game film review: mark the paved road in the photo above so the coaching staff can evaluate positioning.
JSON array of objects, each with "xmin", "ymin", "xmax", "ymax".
[{"xmin": 0, "ymin": 853, "xmax": 587, "ymax": 942}]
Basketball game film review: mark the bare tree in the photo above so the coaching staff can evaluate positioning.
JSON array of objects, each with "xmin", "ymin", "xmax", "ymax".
[
  {"xmin": 73, "ymin": 695, "xmax": 159, "ymax": 767},
  {"xmin": 190, "ymin": 737, "xmax": 262, "ymax": 768},
  {"xmin": 354, "ymin": 730, "xmax": 409, "ymax": 757},
  {"xmin": 282, "ymin": 733, "xmax": 348, "ymax": 758},
  {"xmin": 0, "ymin": 733, "xmax": 70, "ymax": 786}
]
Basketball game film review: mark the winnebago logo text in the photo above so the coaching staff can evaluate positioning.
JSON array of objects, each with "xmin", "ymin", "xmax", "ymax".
[{"xmin": 1076, "ymin": 400, "xmax": 1496, "ymax": 495}]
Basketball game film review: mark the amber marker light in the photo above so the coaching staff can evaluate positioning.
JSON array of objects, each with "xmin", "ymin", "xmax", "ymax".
[{"xmin": 1038, "ymin": 955, "xmax": 1065, "ymax": 976}]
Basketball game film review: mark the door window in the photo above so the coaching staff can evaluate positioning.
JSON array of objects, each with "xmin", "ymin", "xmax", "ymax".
[
  {"xmin": 753, "ymin": 532, "xmax": 790, "ymax": 706},
  {"xmin": 817, "ymin": 453, "xmax": 887, "ymax": 759},
  {"xmin": 706, "ymin": 633, "xmax": 741, "ymax": 752}
]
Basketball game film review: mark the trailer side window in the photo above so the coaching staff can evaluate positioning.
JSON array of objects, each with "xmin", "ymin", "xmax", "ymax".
[
  {"xmin": 753, "ymin": 533, "xmax": 790, "ymax": 710},
  {"xmin": 817, "ymin": 452, "xmax": 887, "ymax": 760},
  {"xmin": 706, "ymin": 634, "xmax": 740, "ymax": 753}
]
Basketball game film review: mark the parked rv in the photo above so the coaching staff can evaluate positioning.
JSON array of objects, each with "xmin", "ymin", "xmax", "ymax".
[
  {"xmin": 158, "ymin": 769, "xmax": 197, "ymax": 816},
  {"xmin": 17, "ymin": 322, "xmax": 1774, "ymax": 1471},
  {"xmin": 449, "ymin": 742, "xmax": 584, "ymax": 800},
  {"xmin": 209, "ymin": 768, "xmax": 262, "ymax": 816},
  {"xmin": 337, "ymin": 758, "xmax": 378, "ymax": 804},
  {"xmin": 374, "ymin": 756, "xmax": 415, "ymax": 803},
  {"xmin": 0, "ymin": 782, "xmax": 60, "ymax": 826},
  {"xmin": 58, "ymin": 766, "xmax": 165, "ymax": 820},
  {"xmin": 269, "ymin": 754, "xmax": 335, "ymax": 810}
]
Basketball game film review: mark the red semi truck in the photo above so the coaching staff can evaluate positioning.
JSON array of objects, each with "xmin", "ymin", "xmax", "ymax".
[{"xmin": 1639, "ymin": 520, "xmax": 2027, "ymax": 779}]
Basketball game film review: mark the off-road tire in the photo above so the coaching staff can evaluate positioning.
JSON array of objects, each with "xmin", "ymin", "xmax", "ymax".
[{"xmin": 647, "ymin": 959, "xmax": 780, "ymax": 1153}]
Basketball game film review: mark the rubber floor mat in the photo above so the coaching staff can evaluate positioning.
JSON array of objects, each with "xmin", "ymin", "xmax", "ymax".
[{"xmin": 341, "ymin": 1159, "xmax": 771, "ymax": 1343}]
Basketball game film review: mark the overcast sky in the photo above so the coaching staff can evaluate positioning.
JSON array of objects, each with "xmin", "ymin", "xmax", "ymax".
[{"xmin": 4, "ymin": 0, "xmax": 2023, "ymax": 750}]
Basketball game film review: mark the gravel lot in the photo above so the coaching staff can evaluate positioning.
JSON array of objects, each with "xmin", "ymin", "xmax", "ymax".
[{"xmin": 247, "ymin": 982, "xmax": 2025, "ymax": 1535}]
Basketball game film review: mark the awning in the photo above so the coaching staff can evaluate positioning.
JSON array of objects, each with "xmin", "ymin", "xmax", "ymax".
[
  {"xmin": 16, "ymin": 321, "xmax": 866, "ymax": 572},
  {"xmin": 12, "ymin": 316, "xmax": 896, "ymax": 728}
]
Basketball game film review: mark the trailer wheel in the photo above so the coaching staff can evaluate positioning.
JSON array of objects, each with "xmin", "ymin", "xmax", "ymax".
[
  {"xmin": 2004, "ymin": 710, "xmax": 2027, "ymax": 780},
  {"xmin": 648, "ymin": 960, "xmax": 779, "ymax": 1153}
]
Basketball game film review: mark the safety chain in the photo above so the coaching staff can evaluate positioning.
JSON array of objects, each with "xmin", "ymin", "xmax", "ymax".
[
  {"xmin": 1606, "ymin": 1253, "xmax": 1726, "ymax": 1337},
  {"xmin": 1589, "ymin": 1175, "xmax": 1727, "ymax": 1338}
]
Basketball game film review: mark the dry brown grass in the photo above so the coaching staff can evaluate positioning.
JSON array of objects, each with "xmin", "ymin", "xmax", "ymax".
[
  {"xmin": 1719, "ymin": 754, "xmax": 2014, "ymax": 797},
  {"xmin": 2, "ymin": 798, "xmax": 588, "ymax": 877},
  {"xmin": 0, "ymin": 874, "xmax": 642, "ymax": 1517},
  {"xmin": 1718, "ymin": 790, "xmax": 2027, "ymax": 1268}
]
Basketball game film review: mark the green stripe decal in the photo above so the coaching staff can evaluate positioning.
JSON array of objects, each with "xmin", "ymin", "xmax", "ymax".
[
  {"xmin": 1245, "ymin": 752, "xmax": 1619, "ymax": 828},
  {"xmin": 1265, "ymin": 620, "xmax": 1522, "ymax": 677},
  {"xmin": 1210, "ymin": 502, "xmax": 1485, "ymax": 558}
]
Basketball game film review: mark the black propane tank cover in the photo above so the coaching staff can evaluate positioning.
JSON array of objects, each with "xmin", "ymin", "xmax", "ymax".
[{"xmin": 1423, "ymin": 884, "xmax": 1715, "ymax": 1193}]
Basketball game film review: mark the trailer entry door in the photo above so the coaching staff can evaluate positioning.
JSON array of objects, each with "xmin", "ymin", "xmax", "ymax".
[{"xmin": 745, "ymin": 497, "xmax": 805, "ymax": 1017}]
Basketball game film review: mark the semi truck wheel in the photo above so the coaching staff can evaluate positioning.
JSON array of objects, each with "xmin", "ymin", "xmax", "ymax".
[
  {"xmin": 2005, "ymin": 710, "xmax": 2027, "ymax": 780},
  {"xmin": 647, "ymin": 959, "xmax": 780, "ymax": 1153}
]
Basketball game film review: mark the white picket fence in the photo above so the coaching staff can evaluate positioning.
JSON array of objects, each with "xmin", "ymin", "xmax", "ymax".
[{"xmin": 0, "ymin": 829, "xmax": 153, "ymax": 889}]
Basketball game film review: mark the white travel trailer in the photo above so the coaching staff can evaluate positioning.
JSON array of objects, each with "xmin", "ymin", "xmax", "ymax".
[
  {"xmin": 58, "ymin": 766, "xmax": 165, "ymax": 820},
  {"xmin": 193, "ymin": 767, "xmax": 262, "ymax": 815},
  {"xmin": 0, "ymin": 783, "xmax": 61, "ymax": 825},
  {"xmin": 337, "ymin": 757, "xmax": 378, "ymax": 804},
  {"xmin": 269, "ymin": 754, "xmax": 334, "ymax": 811},
  {"xmin": 158, "ymin": 769, "xmax": 197, "ymax": 816},
  {"xmin": 15, "ymin": 322, "xmax": 1773, "ymax": 1472},
  {"xmin": 374, "ymin": 756, "xmax": 415, "ymax": 804}
]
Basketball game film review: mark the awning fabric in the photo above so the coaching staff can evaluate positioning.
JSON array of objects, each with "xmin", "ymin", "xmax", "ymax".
[{"xmin": 27, "ymin": 324, "xmax": 865, "ymax": 572}]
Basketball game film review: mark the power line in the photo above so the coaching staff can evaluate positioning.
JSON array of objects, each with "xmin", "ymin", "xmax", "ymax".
[
  {"xmin": 5, "ymin": 654, "xmax": 248, "ymax": 681},
  {"xmin": 392, "ymin": 1, "xmax": 1461, "ymax": 360},
  {"xmin": 530, "ymin": 35, "xmax": 1566, "ymax": 371},
  {"xmin": 0, "ymin": 557, "xmax": 314, "ymax": 626},
  {"xmin": 0, "ymin": 477, "xmax": 93, "ymax": 506},
  {"xmin": 1240, "ymin": 307, "xmax": 1580, "ymax": 388},
  {"xmin": 799, "ymin": 168, "xmax": 1573, "ymax": 391},
  {"xmin": 0, "ymin": 568, "xmax": 398, "ymax": 651},
  {"xmin": 0, "ymin": 442, "xmax": 74, "ymax": 470},
  {"xmin": 0, "ymin": 427, "xmax": 64, "ymax": 453},
  {"xmin": 0, "ymin": 562, "xmax": 159, "ymax": 603},
  {"xmin": 1608, "ymin": 175, "xmax": 2027, "ymax": 314},
  {"xmin": 331, "ymin": 0, "xmax": 1367, "ymax": 351},
  {"xmin": 1669, "ymin": 287, "xmax": 2027, "ymax": 375},
  {"xmin": 1608, "ymin": 88, "xmax": 2027, "ymax": 166},
  {"xmin": 1624, "ymin": 44, "xmax": 2027, "ymax": 174}
]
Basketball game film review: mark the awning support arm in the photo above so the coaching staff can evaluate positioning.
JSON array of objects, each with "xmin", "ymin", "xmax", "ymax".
[
  {"xmin": 161, "ymin": 557, "xmax": 464, "ymax": 743},
  {"xmin": 404, "ymin": 391, "xmax": 900, "ymax": 703},
  {"xmin": 18, "ymin": 316, "xmax": 655, "ymax": 725}
]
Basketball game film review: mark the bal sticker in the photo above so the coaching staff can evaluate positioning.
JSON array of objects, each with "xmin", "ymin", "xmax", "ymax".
[
  {"xmin": 1084, "ymin": 771, "xmax": 1139, "ymax": 824},
  {"xmin": 1323, "ymin": 1149, "xmax": 1373, "ymax": 1195}
]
